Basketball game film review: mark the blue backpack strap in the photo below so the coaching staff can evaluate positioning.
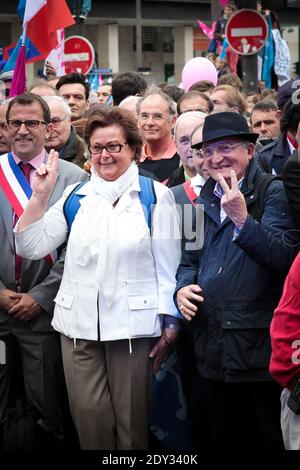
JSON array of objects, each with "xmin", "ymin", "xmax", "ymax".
[
  {"xmin": 64, "ymin": 176, "xmax": 156, "ymax": 232},
  {"xmin": 138, "ymin": 175, "xmax": 156, "ymax": 232},
  {"xmin": 63, "ymin": 181, "xmax": 88, "ymax": 231}
]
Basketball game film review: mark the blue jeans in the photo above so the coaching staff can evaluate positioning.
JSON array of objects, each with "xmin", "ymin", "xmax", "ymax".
[
  {"xmin": 82, "ymin": 0, "xmax": 91, "ymax": 15},
  {"xmin": 70, "ymin": 0, "xmax": 91, "ymax": 15}
]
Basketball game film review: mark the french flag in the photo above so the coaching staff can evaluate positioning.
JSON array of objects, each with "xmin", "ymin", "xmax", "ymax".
[
  {"xmin": 23, "ymin": 0, "xmax": 74, "ymax": 59},
  {"xmin": 9, "ymin": 0, "xmax": 75, "ymax": 97}
]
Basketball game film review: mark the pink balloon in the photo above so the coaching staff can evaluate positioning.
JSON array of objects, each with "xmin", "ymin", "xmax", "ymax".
[{"xmin": 181, "ymin": 57, "xmax": 218, "ymax": 91}]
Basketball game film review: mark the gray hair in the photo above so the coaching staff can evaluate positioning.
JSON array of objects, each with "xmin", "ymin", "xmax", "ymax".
[
  {"xmin": 42, "ymin": 95, "xmax": 72, "ymax": 116},
  {"xmin": 137, "ymin": 84, "xmax": 176, "ymax": 116}
]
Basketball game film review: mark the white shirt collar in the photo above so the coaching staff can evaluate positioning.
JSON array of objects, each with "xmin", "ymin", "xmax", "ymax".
[{"xmin": 190, "ymin": 173, "xmax": 206, "ymax": 196}]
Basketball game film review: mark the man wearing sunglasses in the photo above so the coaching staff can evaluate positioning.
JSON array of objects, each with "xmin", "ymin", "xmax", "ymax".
[
  {"xmin": 175, "ymin": 111, "xmax": 300, "ymax": 450},
  {"xmin": 0, "ymin": 92, "xmax": 87, "ymax": 447}
]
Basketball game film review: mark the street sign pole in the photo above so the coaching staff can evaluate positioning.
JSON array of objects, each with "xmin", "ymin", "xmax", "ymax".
[
  {"xmin": 243, "ymin": 52, "xmax": 258, "ymax": 94},
  {"xmin": 242, "ymin": 0, "xmax": 258, "ymax": 93},
  {"xmin": 136, "ymin": 0, "xmax": 142, "ymax": 70}
]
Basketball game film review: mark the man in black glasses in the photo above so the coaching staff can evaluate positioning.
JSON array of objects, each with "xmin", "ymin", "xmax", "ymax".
[
  {"xmin": 175, "ymin": 111, "xmax": 300, "ymax": 450},
  {"xmin": 0, "ymin": 92, "xmax": 87, "ymax": 448}
]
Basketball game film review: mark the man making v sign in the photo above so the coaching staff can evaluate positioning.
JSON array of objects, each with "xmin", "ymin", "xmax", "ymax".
[{"xmin": 175, "ymin": 111, "xmax": 300, "ymax": 450}]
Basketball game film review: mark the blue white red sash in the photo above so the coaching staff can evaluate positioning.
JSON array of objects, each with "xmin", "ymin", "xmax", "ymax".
[
  {"xmin": 0, "ymin": 153, "xmax": 56, "ymax": 266},
  {"xmin": 183, "ymin": 180, "xmax": 198, "ymax": 207}
]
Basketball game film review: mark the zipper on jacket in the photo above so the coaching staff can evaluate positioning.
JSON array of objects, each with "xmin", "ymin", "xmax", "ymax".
[
  {"xmin": 97, "ymin": 291, "xmax": 101, "ymax": 341},
  {"xmin": 129, "ymin": 338, "xmax": 132, "ymax": 355},
  {"xmin": 73, "ymin": 337, "xmax": 77, "ymax": 349}
]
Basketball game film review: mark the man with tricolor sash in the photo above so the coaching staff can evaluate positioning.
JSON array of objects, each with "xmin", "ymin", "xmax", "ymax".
[{"xmin": 0, "ymin": 92, "xmax": 87, "ymax": 445}]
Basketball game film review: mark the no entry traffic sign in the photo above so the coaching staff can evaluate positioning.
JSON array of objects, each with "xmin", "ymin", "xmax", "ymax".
[
  {"xmin": 226, "ymin": 9, "xmax": 269, "ymax": 56},
  {"xmin": 64, "ymin": 35, "xmax": 95, "ymax": 74}
]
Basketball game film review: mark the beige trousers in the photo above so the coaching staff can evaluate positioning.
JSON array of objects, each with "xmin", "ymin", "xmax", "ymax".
[
  {"xmin": 61, "ymin": 335, "xmax": 153, "ymax": 450},
  {"xmin": 281, "ymin": 387, "xmax": 300, "ymax": 450}
]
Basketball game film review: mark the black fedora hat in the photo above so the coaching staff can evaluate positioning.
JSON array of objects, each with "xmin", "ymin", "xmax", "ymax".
[{"xmin": 191, "ymin": 112, "xmax": 258, "ymax": 149}]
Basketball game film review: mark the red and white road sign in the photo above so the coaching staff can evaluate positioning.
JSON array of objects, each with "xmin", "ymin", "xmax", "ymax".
[
  {"xmin": 64, "ymin": 35, "xmax": 95, "ymax": 74},
  {"xmin": 225, "ymin": 9, "xmax": 269, "ymax": 56}
]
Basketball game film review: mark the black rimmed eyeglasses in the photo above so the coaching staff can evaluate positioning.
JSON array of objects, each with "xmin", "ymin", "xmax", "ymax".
[
  {"xmin": 7, "ymin": 120, "xmax": 48, "ymax": 130},
  {"xmin": 88, "ymin": 142, "xmax": 128, "ymax": 156}
]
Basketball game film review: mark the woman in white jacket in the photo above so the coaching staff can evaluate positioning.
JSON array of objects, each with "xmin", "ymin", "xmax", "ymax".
[{"xmin": 15, "ymin": 107, "xmax": 181, "ymax": 450}]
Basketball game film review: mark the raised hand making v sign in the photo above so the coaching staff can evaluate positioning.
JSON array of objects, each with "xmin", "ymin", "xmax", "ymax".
[
  {"xmin": 217, "ymin": 169, "xmax": 248, "ymax": 229},
  {"xmin": 18, "ymin": 149, "xmax": 59, "ymax": 231}
]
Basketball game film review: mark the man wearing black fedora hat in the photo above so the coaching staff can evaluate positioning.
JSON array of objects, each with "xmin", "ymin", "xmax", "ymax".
[{"xmin": 175, "ymin": 111, "xmax": 299, "ymax": 449}]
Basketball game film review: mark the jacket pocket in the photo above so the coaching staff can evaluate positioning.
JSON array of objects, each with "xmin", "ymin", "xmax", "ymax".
[
  {"xmin": 128, "ymin": 294, "xmax": 159, "ymax": 337},
  {"xmin": 128, "ymin": 294, "xmax": 157, "ymax": 310},
  {"xmin": 55, "ymin": 291, "xmax": 74, "ymax": 309},
  {"xmin": 127, "ymin": 280, "xmax": 159, "ymax": 337},
  {"xmin": 222, "ymin": 303, "xmax": 273, "ymax": 375},
  {"xmin": 53, "ymin": 277, "xmax": 77, "ymax": 336},
  {"xmin": 223, "ymin": 327, "xmax": 272, "ymax": 375}
]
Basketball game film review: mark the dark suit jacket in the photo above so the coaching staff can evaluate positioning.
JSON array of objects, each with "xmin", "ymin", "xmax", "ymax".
[
  {"xmin": 283, "ymin": 150, "xmax": 300, "ymax": 229},
  {"xmin": 0, "ymin": 156, "xmax": 88, "ymax": 332},
  {"xmin": 166, "ymin": 166, "xmax": 185, "ymax": 188},
  {"xmin": 256, "ymin": 133, "xmax": 291, "ymax": 175}
]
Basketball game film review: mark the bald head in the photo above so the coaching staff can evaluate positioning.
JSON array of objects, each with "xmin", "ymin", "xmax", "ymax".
[
  {"xmin": 174, "ymin": 111, "xmax": 206, "ymax": 139},
  {"xmin": 119, "ymin": 95, "xmax": 140, "ymax": 120},
  {"xmin": 174, "ymin": 111, "xmax": 206, "ymax": 176}
]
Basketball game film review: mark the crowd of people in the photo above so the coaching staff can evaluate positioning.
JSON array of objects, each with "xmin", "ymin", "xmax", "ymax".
[{"xmin": 0, "ymin": 50, "xmax": 300, "ymax": 451}]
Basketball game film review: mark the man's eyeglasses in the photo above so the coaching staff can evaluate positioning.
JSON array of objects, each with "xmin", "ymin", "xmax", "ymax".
[
  {"xmin": 7, "ymin": 120, "xmax": 47, "ymax": 130},
  {"xmin": 139, "ymin": 113, "xmax": 165, "ymax": 121},
  {"xmin": 50, "ymin": 115, "xmax": 69, "ymax": 127},
  {"xmin": 88, "ymin": 142, "xmax": 128, "ymax": 156},
  {"xmin": 199, "ymin": 142, "xmax": 244, "ymax": 160}
]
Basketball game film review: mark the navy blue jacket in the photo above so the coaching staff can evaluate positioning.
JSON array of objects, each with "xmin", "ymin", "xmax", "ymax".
[
  {"xmin": 175, "ymin": 159, "xmax": 299, "ymax": 383},
  {"xmin": 282, "ymin": 150, "xmax": 300, "ymax": 229},
  {"xmin": 256, "ymin": 133, "xmax": 292, "ymax": 175}
]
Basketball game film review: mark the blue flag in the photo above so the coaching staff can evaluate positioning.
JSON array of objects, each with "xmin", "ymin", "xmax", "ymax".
[
  {"xmin": 262, "ymin": 15, "xmax": 275, "ymax": 89},
  {"xmin": 2, "ymin": 36, "xmax": 41, "ymax": 73},
  {"xmin": 88, "ymin": 72, "xmax": 100, "ymax": 92},
  {"xmin": 17, "ymin": 0, "xmax": 26, "ymax": 18}
]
